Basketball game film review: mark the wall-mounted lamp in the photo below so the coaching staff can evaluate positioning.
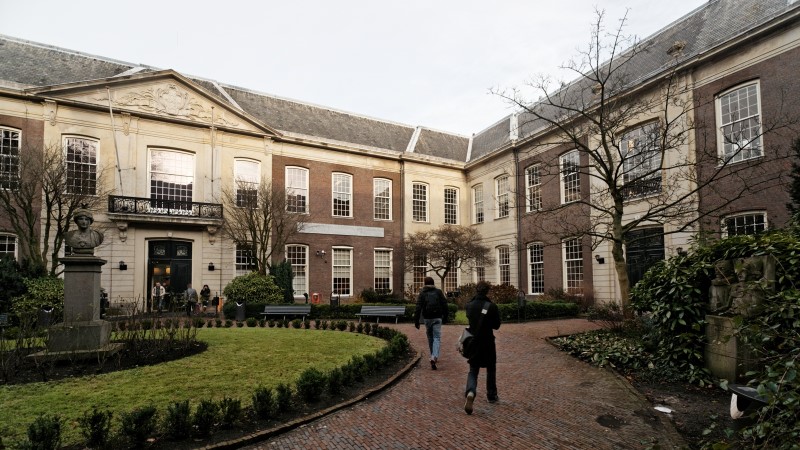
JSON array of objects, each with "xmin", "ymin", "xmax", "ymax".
[
  {"xmin": 119, "ymin": 261, "xmax": 128, "ymax": 271},
  {"xmin": 676, "ymin": 247, "xmax": 688, "ymax": 256},
  {"xmin": 208, "ymin": 262, "xmax": 215, "ymax": 271},
  {"xmin": 594, "ymin": 254, "xmax": 605, "ymax": 264},
  {"xmin": 316, "ymin": 250, "xmax": 326, "ymax": 257}
]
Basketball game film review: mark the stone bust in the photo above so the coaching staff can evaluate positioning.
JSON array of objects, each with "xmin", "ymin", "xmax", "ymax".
[{"xmin": 65, "ymin": 209, "xmax": 104, "ymax": 255}]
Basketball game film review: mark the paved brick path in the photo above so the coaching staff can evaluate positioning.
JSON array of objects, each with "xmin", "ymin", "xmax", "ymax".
[{"xmin": 242, "ymin": 319, "xmax": 685, "ymax": 449}]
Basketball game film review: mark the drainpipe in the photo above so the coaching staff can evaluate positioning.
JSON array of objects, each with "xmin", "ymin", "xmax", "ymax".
[
  {"xmin": 399, "ymin": 158, "xmax": 406, "ymax": 294},
  {"xmin": 106, "ymin": 87, "xmax": 125, "ymax": 196},
  {"xmin": 513, "ymin": 146, "xmax": 524, "ymax": 294}
]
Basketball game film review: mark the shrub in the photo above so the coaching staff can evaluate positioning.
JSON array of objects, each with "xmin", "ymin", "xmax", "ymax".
[
  {"xmin": 335, "ymin": 320, "xmax": 347, "ymax": 331},
  {"xmin": 489, "ymin": 283, "xmax": 519, "ymax": 305},
  {"xmin": 268, "ymin": 319, "xmax": 276, "ymax": 328},
  {"xmin": 222, "ymin": 272, "xmax": 283, "ymax": 306},
  {"xmin": 356, "ymin": 322, "xmax": 364, "ymax": 333},
  {"xmin": 236, "ymin": 321, "xmax": 244, "ymax": 328},
  {"xmin": 314, "ymin": 319, "xmax": 321, "ymax": 329},
  {"xmin": 11, "ymin": 277, "xmax": 65, "ymax": 326},
  {"xmin": 269, "ymin": 260, "xmax": 295, "ymax": 303},
  {"xmin": 350, "ymin": 355, "xmax": 366, "ymax": 382},
  {"xmin": 215, "ymin": 319, "xmax": 222, "ymax": 327},
  {"xmin": 362, "ymin": 323, "xmax": 371, "ymax": 335},
  {"xmin": 362, "ymin": 353, "xmax": 378, "ymax": 374},
  {"xmin": 224, "ymin": 320, "xmax": 233, "ymax": 328},
  {"xmin": 291, "ymin": 319, "xmax": 302, "ymax": 329},
  {"xmin": 252, "ymin": 386, "xmax": 277, "ymax": 420},
  {"xmin": 276, "ymin": 320, "xmax": 284, "ymax": 328},
  {"xmin": 586, "ymin": 302, "xmax": 625, "ymax": 331},
  {"xmin": 78, "ymin": 407, "xmax": 112, "ymax": 449},
  {"xmin": 24, "ymin": 414, "xmax": 61, "ymax": 450},
  {"xmin": 0, "ymin": 255, "xmax": 34, "ymax": 316},
  {"xmin": 218, "ymin": 397, "xmax": 242, "ymax": 429},
  {"xmin": 348, "ymin": 321, "xmax": 355, "ymax": 332},
  {"xmin": 275, "ymin": 383, "xmax": 293, "ymax": 412},
  {"xmin": 163, "ymin": 400, "xmax": 191, "ymax": 440},
  {"xmin": 259, "ymin": 319, "xmax": 266, "ymax": 327},
  {"xmin": 246, "ymin": 317, "xmax": 258, "ymax": 327},
  {"xmin": 296, "ymin": 367, "xmax": 327, "ymax": 403},
  {"xmin": 192, "ymin": 399, "xmax": 220, "ymax": 437},
  {"xmin": 120, "ymin": 405, "xmax": 157, "ymax": 447},
  {"xmin": 321, "ymin": 320, "xmax": 329, "ymax": 330},
  {"xmin": 327, "ymin": 368, "xmax": 344, "ymax": 395},
  {"xmin": 283, "ymin": 319, "xmax": 290, "ymax": 328},
  {"xmin": 303, "ymin": 319, "xmax": 311, "ymax": 329}
]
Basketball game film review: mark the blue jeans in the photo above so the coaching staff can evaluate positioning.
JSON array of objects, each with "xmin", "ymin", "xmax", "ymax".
[
  {"xmin": 465, "ymin": 363, "xmax": 497, "ymax": 399},
  {"xmin": 424, "ymin": 318, "xmax": 442, "ymax": 360}
]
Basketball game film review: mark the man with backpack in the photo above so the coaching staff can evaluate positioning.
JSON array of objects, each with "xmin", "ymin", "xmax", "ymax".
[{"xmin": 414, "ymin": 276, "xmax": 449, "ymax": 370}]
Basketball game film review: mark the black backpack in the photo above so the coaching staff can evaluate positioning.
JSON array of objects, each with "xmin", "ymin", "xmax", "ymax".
[{"xmin": 424, "ymin": 290, "xmax": 442, "ymax": 317}]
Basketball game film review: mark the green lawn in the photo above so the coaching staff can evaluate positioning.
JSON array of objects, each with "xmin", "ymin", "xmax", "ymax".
[{"xmin": 0, "ymin": 327, "xmax": 386, "ymax": 446}]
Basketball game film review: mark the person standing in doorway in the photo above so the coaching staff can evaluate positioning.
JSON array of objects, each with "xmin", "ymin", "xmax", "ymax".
[
  {"xmin": 185, "ymin": 283, "xmax": 198, "ymax": 317},
  {"xmin": 152, "ymin": 282, "xmax": 165, "ymax": 314},
  {"xmin": 463, "ymin": 281, "xmax": 501, "ymax": 415},
  {"xmin": 414, "ymin": 276, "xmax": 448, "ymax": 370}
]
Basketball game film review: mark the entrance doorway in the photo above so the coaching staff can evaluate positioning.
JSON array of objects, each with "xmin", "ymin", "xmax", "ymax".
[
  {"xmin": 147, "ymin": 240, "xmax": 192, "ymax": 312},
  {"xmin": 625, "ymin": 228, "xmax": 664, "ymax": 288}
]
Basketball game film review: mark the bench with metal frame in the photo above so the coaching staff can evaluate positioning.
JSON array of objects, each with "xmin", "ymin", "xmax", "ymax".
[
  {"xmin": 260, "ymin": 304, "xmax": 312, "ymax": 321},
  {"xmin": 355, "ymin": 305, "xmax": 406, "ymax": 324}
]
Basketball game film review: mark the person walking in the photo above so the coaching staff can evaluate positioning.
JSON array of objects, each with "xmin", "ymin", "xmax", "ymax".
[
  {"xmin": 200, "ymin": 284, "xmax": 211, "ymax": 314},
  {"xmin": 463, "ymin": 281, "xmax": 501, "ymax": 415},
  {"xmin": 414, "ymin": 276, "xmax": 449, "ymax": 370},
  {"xmin": 185, "ymin": 283, "xmax": 198, "ymax": 317},
  {"xmin": 152, "ymin": 282, "xmax": 165, "ymax": 314}
]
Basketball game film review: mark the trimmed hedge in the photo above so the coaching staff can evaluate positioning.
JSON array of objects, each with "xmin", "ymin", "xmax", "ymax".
[{"xmin": 497, "ymin": 301, "xmax": 579, "ymax": 321}]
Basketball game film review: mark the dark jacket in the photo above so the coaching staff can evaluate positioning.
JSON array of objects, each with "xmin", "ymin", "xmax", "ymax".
[
  {"xmin": 465, "ymin": 294, "xmax": 501, "ymax": 367},
  {"xmin": 414, "ymin": 285, "xmax": 448, "ymax": 325}
]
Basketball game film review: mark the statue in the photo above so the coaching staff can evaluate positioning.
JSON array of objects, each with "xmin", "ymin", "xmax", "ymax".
[
  {"xmin": 709, "ymin": 255, "xmax": 775, "ymax": 317},
  {"xmin": 64, "ymin": 209, "xmax": 104, "ymax": 255},
  {"xmin": 709, "ymin": 259, "xmax": 735, "ymax": 312}
]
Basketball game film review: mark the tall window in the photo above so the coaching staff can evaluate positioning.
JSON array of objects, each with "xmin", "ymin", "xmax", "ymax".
[
  {"xmin": 525, "ymin": 165, "xmax": 541, "ymax": 212},
  {"xmin": 496, "ymin": 175, "xmax": 509, "ymax": 219},
  {"xmin": 0, "ymin": 234, "xmax": 17, "ymax": 258},
  {"xmin": 374, "ymin": 178, "xmax": 392, "ymax": 220},
  {"xmin": 621, "ymin": 122, "xmax": 661, "ymax": 199},
  {"xmin": 332, "ymin": 247, "xmax": 352, "ymax": 295},
  {"xmin": 717, "ymin": 82, "xmax": 763, "ymax": 164},
  {"xmin": 498, "ymin": 246, "xmax": 510, "ymax": 286},
  {"xmin": 444, "ymin": 187, "xmax": 459, "ymax": 224},
  {"xmin": 332, "ymin": 173, "xmax": 352, "ymax": 217},
  {"xmin": 413, "ymin": 253, "xmax": 427, "ymax": 292},
  {"xmin": 528, "ymin": 243, "xmax": 544, "ymax": 295},
  {"xmin": 563, "ymin": 237, "xmax": 583, "ymax": 294},
  {"xmin": 0, "ymin": 127, "xmax": 20, "ymax": 189},
  {"xmin": 412, "ymin": 182, "xmax": 428, "ymax": 222},
  {"xmin": 286, "ymin": 245, "xmax": 308, "ymax": 297},
  {"xmin": 286, "ymin": 166, "xmax": 308, "ymax": 213},
  {"xmin": 475, "ymin": 265, "xmax": 485, "ymax": 283},
  {"xmin": 234, "ymin": 159, "xmax": 259, "ymax": 207},
  {"xmin": 65, "ymin": 137, "xmax": 97, "ymax": 195},
  {"xmin": 445, "ymin": 269, "xmax": 459, "ymax": 294},
  {"xmin": 723, "ymin": 212, "xmax": 767, "ymax": 237},
  {"xmin": 150, "ymin": 149, "xmax": 194, "ymax": 204},
  {"xmin": 560, "ymin": 150, "xmax": 580, "ymax": 204},
  {"xmin": 473, "ymin": 184, "xmax": 484, "ymax": 224},
  {"xmin": 374, "ymin": 249, "xmax": 392, "ymax": 292},
  {"xmin": 235, "ymin": 244, "xmax": 257, "ymax": 277}
]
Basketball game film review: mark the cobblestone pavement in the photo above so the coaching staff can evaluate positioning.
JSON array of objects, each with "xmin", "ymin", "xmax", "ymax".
[{"xmin": 243, "ymin": 319, "xmax": 685, "ymax": 449}]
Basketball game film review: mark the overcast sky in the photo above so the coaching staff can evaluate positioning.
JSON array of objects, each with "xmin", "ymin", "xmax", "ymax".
[{"xmin": 2, "ymin": 0, "xmax": 706, "ymax": 135}]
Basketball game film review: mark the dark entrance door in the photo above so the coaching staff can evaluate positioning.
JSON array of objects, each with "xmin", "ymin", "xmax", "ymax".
[
  {"xmin": 625, "ymin": 227, "xmax": 664, "ymax": 288},
  {"xmin": 148, "ymin": 240, "xmax": 192, "ymax": 311}
]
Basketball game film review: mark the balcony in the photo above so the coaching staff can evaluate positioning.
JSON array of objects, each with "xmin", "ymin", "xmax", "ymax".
[
  {"xmin": 621, "ymin": 178, "xmax": 662, "ymax": 201},
  {"xmin": 107, "ymin": 195, "xmax": 223, "ymax": 226}
]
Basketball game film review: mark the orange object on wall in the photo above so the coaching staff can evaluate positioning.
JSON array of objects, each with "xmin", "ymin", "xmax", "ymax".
[{"xmin": 311, "ymin": 293, "xmax": 320, "ymax": 304}]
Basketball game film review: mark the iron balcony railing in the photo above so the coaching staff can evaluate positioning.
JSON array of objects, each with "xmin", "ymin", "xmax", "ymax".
[
  {"xmin": 108, "ymin": 195, "xmax": 223, "ymax": 219},
  {"xmin": 621, "ymin": 178, "xmax": 662, "ymax": 201}
]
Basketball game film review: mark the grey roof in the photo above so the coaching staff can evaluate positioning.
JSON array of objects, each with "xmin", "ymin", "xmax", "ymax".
[
  {"xmin": 413, "ymin": 129, "xmax": 469, "ymax": 161},
  {"xmin": 470, "ymin": 118, "xmax": 511, "ymax": 161}
]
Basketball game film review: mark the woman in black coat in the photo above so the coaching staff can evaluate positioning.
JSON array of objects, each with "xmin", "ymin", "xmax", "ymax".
[{"xmin": 463, "ymin": 281, "xmax": 501, "ymax": 414}]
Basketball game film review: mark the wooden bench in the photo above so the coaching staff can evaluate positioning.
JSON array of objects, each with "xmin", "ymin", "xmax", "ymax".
[
  {"xmin": 260, "ymin": 304, "xmax": 311, "ymax": 321},
  {"xmin": 355, "ymin": 305, "xmax": 406, "ymax": 324}
]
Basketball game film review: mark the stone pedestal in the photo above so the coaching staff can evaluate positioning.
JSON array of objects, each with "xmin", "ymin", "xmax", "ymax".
[
  {"xmin": 46, "ymin": 256, "xmax": 117, "ymax": 355},
  {"xmin": 704, "ymin": 315, "xmax": 757, "ymax": 382}
]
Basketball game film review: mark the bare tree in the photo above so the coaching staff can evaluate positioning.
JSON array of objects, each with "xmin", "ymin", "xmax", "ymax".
[
  {"xmin": 495, "ymin": 10, "xmax": 795, "ymax": 317},
  {"xmin": 220, "ymin": 177, "xmax": 309, "ymax": 275},
  {"xmin": 403, "ymin": 225, "xmax": 494, "ymax": 291},
  {"xmin": 0, "ymin": 141, "xmax": 109, "ymax": 275}
]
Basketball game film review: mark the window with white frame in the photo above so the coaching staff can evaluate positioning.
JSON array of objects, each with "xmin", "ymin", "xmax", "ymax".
[
  {"xmin": 150, "ymin": 149, "xmax": 194, "ymax": 207},
  {"xmin": 234, "ymin": 159, "xmax": 260, "ymax": 207},
  {"xmin": 560, "ymin": 151, "xmax": 580, "ymax": 204},
  {"xmin": 0, "ymin": 234, "xmax": 17, "ymax": 258},
  {"xmin": 496, "ymin": 175, "xmax": 509, "ymax": 219},
  {"xmin": 0, "ymin": 127, "xmax": 20, "ymax": 190},
  {"xmin": 65, "ymin": 136, "xmax": 98, "ymax": 195},
  {"xmin": 332, "ymin": 247, "xmax": 352, "ymax": 295},
  {"xmin": 717, "ymin": 82, "xmax": 763, "ymax": 164},
  {"xmin": 723, "ymin": 212, "xmax": 767, "ymax": 237},
  {"xmin": 413, "ymin": 252, "xmax": 427, "ymax": 292},
  {"xmin": 412, "ymin": 182, "xmax": 428, "ymax": 222},
  {"xmin": 286, "ymin": 245, "xmax": 308, "ymax": 297},
  {"xmin": 374, "ymin": 178, "xmax": 392, "ymax": 220},
  {"xmin": 528, "ymin": 242, "xmax": 544, "ymax": 295},
  {"xmin": 475, "ymin": 265, "xmax": 485, "ymax": 282},
  {"xmin": 563, "ymin": 237, "xmax": 583, "ymax": 294},
  {"xmin": 445, "ymin": 268, "xmax": 459, "ymax": 294},
  {"xmin": 498, "ymin": 246, "xmax": 510, "ymax": 286},
  {"xmin": 286, "ymin": 166, "xmax": 309, "ymax": 213},
  {"xmin": 444, "ymin": 187, "xmax": 459, "ymax": 224},
  {"xmin": 621, "ymin": 122, "xmax": 661, "ymax": 199},
  {"xmin": 473, "ymin": 184, "xmax": 484, "ymax": 224},
  {"xmin": 525, "ymin": 165, "xmax": 541, "ymax": 212},
  {"xmin": 374, "ymin": 249, "xmax": 392, "ymax": 292},
  {"xmin": 332, "ymin": 172, "xmax": 352, "ymax": 217},
  {"xmin": 235, "ymin": 243, "xmax": 257, "ymax": 276}
]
